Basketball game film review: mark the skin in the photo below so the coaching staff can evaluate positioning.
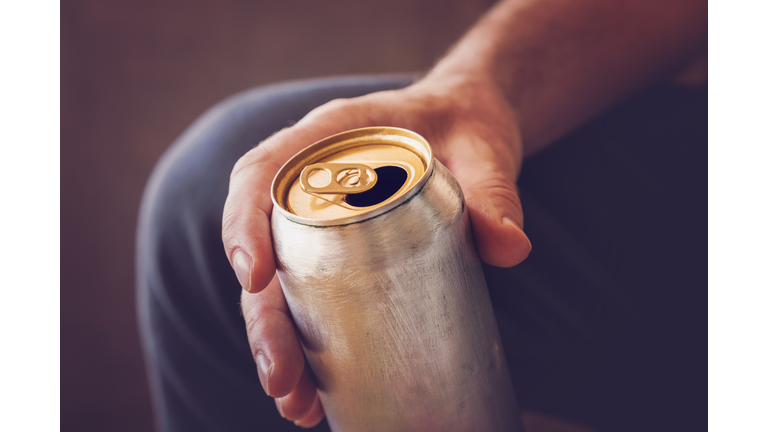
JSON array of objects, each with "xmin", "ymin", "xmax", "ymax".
[{"xmin": 223, "ymin": 0, "xmax": 706, "ymax": 428}]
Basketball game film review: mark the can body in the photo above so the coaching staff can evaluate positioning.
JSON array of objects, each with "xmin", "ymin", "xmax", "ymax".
[{"xmin": 271, "ymin": 128, "xmax": 522, "ymax": 432}]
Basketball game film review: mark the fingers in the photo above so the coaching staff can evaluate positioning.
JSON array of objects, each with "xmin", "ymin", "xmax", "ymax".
[
  {"xmin": 227, "ymin": 95, "xmax": 385, "ymax": 427},
  {"xmin": 293, "ymin": 395, "xmax": 325, "ymax": 428},
  {"xmin": 443, "ymin": 128, "xmax": 532, "ymax": 268},
  {"xmin": 275, "ymin": 366, "xmax": 319, "ymax": 421},
  {"xmin": 223, "ymin": 163, "xmax": 276, "ymax": 294},
  {"xmin": 222, "ymin": 124, "xmax": 314, "ymax": 293},
  {"xmin": 241, "ymin": 275, "xmax": 305, "ymax": 398},
  {"xmin": 242, "ymin": 275, "xmax": 326, "ymax": 425},
  {"xmin": 223, "ymin": 98, "xmax": 378, "ymax": 294},
  {"xmin": 465, "ymin": 188, "xmax": 532, "ymax": 268}
]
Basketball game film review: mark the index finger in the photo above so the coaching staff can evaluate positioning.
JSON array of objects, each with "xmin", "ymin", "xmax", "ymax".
[{"xmin": 222, "ymin": 99, "xmax": 376, "ymax": 293}]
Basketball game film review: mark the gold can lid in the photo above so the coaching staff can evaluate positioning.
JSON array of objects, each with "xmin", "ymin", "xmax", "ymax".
[{"xmin": 271, "ymin": 127, "xmax": 434, "ymax": 226}]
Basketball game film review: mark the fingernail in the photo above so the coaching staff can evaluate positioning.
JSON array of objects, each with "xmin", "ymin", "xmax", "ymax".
[
  {"xmin": 233, "ymin": 250, "xmax": 252, "ymax": 292},
  {"xmin": 256, "ymin": 352, "xmax": 272, "ymax": 396},
  {"xmin": 275, "ymin": 397, "xmax": 285, "ymax": 418},
  {"xmin": 503, "ymin": 216, "xmax": 531, "ymax": 247}
]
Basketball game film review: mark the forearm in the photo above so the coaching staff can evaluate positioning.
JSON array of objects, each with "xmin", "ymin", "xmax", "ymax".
[{"xmin": 426, "ymin": 0, "xmax": 707, "ymax": 155}]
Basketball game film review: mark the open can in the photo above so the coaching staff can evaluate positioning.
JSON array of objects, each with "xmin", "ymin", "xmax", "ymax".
[{"xmin": 271, "ymin": 127, "xmax": 523, "ymax": 432}]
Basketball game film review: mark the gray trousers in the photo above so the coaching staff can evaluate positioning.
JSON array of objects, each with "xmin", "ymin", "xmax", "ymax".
[{"xmin": 136, "ymin": 75, "xmax": 707, "ymax": 432}]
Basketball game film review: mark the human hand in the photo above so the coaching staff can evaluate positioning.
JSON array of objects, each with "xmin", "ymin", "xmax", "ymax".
[{"xmin": 222, "ymin": 74, "xmax": 532, "ymax": 427}]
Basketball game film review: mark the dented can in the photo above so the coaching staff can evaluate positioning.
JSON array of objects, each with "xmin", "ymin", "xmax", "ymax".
[{"xmin": 270, "ymin": 127, "xmax": 523, "ymax": 432}]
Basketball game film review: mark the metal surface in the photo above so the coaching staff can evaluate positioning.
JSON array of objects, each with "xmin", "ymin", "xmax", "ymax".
[
  {"xmin": 272, "ymin": 127, "xmax": 430, "ymax": 224},
  {"xmin": 271, "ymin": 127, "xmax": 523, "ymax": 432},
  {"xmin": 300, "ymin": 162, "xmax": 378, "ymax": 194}
]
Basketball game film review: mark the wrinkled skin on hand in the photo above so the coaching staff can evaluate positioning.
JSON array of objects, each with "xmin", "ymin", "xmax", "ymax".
[{"xmin": 222, "ymin": 76, "xmax": 531, "ymax": 427}]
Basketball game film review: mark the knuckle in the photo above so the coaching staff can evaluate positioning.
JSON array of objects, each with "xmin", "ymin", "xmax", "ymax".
[
  {"xmin": 221, "ymin": 206, "xmax": 242, "ymax": 251},
  {"xmin": 323, "ymin": 98, "xmax": 350, "ymax": 109},
  {"xmin": 221, "ymin": 203, "xmax": 271, "ymax": 257},
  {"xmin": 244, "ymin": 304, "xmax": 268, "ymax": 355},
  {"xmin": 472, "ymin": 174, "xmax": 518, "ymax": 195},
  {"xmin": 305, "ymin": 98, "xmax": 351, "ymax": 119},
  {"xmin": 414, "ymin": 92, "xmax": 455, "ymax": 122},
  {"xmin": 230, "ymin": 146, "xmax": 278, "ymax": 182},
  {"xmin": 245, "ymin": 309, "xmax": 265, "ymax": 339},
  {"xmin": 243, "ymin": 300, "xmax": 293, "ymax": 357},
  {"xmin": 469, "ymin": 175, "xmax": 522, "ymax": 211}
]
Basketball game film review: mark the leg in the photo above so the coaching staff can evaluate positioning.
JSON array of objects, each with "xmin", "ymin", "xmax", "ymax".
[
  {"xmin": 137, "ymin": 75, "xmax": 705, "ymax": 431},
  {"xmin": 136, "ymin": 75, "xmax": 416, "ymax": 432},
  {"xmin": 491, "ymin": 84, "xmax": 707, "ymax": 432}
]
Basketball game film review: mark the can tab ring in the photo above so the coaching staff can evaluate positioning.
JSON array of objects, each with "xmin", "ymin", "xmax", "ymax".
[{"xmin": 300, "ymin": 163, "xmax": 377, "ymax": 194}]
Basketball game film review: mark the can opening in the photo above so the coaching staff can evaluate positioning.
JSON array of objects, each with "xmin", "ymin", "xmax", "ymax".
[{"xmin": 345, "ymin": 165, "xmax": 408, "ymax": 208}]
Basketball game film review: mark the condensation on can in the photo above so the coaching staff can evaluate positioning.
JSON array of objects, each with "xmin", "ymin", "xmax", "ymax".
[{"xmin": 270, "ymin": 127, "xmax": 523, "ymax": 432}]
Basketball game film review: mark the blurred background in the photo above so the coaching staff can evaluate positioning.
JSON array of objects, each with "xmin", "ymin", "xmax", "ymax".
[{"xmin": 61, "ymin": 0, "xmax": 495, "ymax": 430}]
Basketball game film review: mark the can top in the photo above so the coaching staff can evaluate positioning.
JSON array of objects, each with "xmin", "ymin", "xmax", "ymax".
[{"xmin": 271, "ymin": 127, "xmax": 434, "ymax": 226}]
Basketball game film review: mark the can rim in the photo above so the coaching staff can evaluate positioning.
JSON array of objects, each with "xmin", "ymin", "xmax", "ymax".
[{"xmin": 270, "ymin": 126, "xmax": 435, "ymax": 227}]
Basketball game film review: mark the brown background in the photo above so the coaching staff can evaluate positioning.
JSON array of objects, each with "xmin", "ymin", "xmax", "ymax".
[{"xmin": 61, "ymin": 1, "xmax": 494, "ymax": 430}]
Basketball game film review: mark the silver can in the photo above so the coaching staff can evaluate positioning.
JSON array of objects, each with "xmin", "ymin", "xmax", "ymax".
[{"xmin": 271, "ymin": 127, "xmax": 523, "ymax": 432}]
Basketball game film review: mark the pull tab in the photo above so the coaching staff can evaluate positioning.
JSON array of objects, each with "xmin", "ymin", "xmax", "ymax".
[{"xmin": 300, "ymin": 163, "xmax": 377, "ymax": 194}]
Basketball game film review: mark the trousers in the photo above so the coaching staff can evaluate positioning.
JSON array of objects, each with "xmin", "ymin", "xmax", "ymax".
[{"xmin": 136, "ymin": 75, "xmax": 707, "ymax": 432}]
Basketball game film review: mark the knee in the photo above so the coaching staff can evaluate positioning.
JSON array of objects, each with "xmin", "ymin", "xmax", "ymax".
[
  {"xmin": 137, "ymin": 85, "xmax": 290, "ymax": 251},
  {"xmin": 136, "ymin": 75, "xmax": 417, "ymax": 280}
]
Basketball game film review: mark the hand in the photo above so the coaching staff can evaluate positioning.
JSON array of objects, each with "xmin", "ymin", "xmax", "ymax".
[{"xmin": 222, "ymin": 74, "xmax": 532, "ymax": 427}]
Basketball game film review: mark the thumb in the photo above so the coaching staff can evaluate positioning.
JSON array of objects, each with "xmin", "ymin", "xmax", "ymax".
[
  {"xmin": 463, "ymin": 175, "xmax": 531, "ymax": 268},
  {"xmin": 442, "ymin": 135, "xmax": 531, "ymax": 268}
]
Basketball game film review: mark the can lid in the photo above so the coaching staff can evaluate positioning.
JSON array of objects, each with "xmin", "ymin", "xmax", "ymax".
[{"xmin": 271, "ymin": 127, "xmax": 434, "ymax": 226}]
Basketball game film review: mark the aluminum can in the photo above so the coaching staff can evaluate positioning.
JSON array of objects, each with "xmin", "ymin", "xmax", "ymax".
[{"xmin": 271, "ymin": 127, "xmax": 523, "ymax": 432}]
